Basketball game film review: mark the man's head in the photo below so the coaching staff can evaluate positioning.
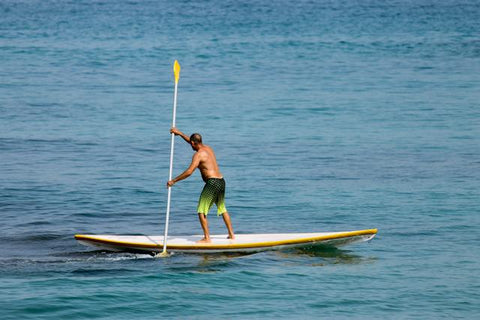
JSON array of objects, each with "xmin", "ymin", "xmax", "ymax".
[{"xmin": 190, "ymin": 133, "xmax": 202, "ymax": 150}]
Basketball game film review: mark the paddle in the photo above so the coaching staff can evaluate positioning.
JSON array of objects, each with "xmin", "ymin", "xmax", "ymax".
[{"xmin": 157, "ymin": 60, "xmax": 181, "ymax": 258}]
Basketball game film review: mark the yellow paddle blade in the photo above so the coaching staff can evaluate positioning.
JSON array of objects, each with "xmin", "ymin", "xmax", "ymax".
[
  {"xmin": 155, "ymin": 249, "xmax": 170, "ymax": 258},
  {"xmin": 173, "ymin": 60, "xmax": 181, "ymax": 84}
]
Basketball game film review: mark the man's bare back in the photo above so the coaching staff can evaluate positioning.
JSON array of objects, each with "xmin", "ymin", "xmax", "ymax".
[
  {"xmin": 166, "ymin": 129, "xmax": 223, "ymax": 185},
  {"xmin": 196, "ymin": 145, "xmax": 223, "ymax": 182}
]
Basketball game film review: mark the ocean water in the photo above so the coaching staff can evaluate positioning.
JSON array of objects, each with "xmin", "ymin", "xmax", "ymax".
[{"xmin": 1, "ymin": 0, "xmax": 479, "ymax": 318}]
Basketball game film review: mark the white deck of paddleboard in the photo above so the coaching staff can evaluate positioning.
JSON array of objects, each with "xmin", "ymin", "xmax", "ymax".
[{"xmin": 75, "ymin": 229, "xmax": 377, "ymax": 253}]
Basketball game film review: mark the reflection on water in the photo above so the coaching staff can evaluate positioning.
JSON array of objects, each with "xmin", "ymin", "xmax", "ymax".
[
  {"xmin": 276, "ymin": 245, "xmax": 378, "ymax": 266},
  {"xmin": 164, "ymin": 251, "xmax": 255, "ymax": 273},
  {"xmin": 66, "ymin": 246, "xmax": 377, "ymax": 274}
]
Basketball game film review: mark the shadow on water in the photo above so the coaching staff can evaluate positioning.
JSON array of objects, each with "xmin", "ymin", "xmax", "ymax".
[
  {"xmin": 158, "ymin": 251, "xmax": 258, "ymax": 273},
  {"xmin": 43, "ymin": 243, "xmax": 377, "ymax": 275},
  {"xmin": 276, "ymin": 245, "xmax": 378, "ymax": 266},
  {"xmin": 67, "ymin": 245, "xmax": 376, "ymax": 264}
]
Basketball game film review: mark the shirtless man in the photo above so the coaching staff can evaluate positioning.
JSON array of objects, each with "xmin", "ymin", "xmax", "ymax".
[{"xmin": 167, "ymin": 128, "xmax": 235, "ymax": 243}]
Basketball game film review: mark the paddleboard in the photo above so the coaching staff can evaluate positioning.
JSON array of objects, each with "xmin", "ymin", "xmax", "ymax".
[{"xmin": 75, "ymin": 229, "xmax": 377, "ymax": 254}]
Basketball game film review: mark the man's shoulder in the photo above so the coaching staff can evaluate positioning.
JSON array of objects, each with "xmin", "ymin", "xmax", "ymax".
[
  {"xmin": 195, "ymin": 147, "xmax": 209, "ymax": 157},
  {"xmin": 198, "ymin": 145, "xmax": 213, "ymax": 152}
]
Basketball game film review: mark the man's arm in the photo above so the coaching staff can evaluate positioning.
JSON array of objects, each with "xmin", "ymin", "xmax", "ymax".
[
  {"xmin": 170, "ymin": 127, "xmax": 190, "ymax": 143},
  {"xmin": 167, "ymin": 153, "xmax": 200, "ymax": 187}
]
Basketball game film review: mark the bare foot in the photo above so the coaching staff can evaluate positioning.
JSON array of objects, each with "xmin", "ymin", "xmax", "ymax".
[
  {"xmin": 196, "ymin": 237, "xmax": 211, "ymax": 244},
  {"xmin": 227, "ymin": 235, "xmax": 235, "ymax": 240}
]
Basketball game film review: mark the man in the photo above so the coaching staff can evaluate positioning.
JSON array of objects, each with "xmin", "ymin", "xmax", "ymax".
[{"xmin": 167, "ymin": 127, "xmax": 235, "ymax": 243}]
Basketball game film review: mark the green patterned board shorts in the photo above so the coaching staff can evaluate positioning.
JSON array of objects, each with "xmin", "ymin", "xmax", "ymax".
[{"xmin": 197, "ymin": 178, "xmax": 227, "ymax": 216}]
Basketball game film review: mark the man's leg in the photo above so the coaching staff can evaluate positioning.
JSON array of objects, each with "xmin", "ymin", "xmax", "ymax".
[
  {"xmin": 222, "ymin": 211, "xmax": 235, "ymax": 239},
  {"xmin": 197, "ymin": 213, "xmax": 211, "ymax": 243}
]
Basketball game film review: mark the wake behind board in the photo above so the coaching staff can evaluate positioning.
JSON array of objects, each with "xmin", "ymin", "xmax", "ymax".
[{"xmin": 75, "ymin": 229, "xmax": 377, "ymax": 254}]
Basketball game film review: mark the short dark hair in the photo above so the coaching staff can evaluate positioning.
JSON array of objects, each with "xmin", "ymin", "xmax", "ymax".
[{"xmin": 190, "ymin": 133, "xmax": 202, "ymax": 144}]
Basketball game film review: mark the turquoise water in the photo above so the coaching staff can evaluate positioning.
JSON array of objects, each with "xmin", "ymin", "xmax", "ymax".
[{"xmin": 1, "ymin": 0, "xmax": 479, "ymax": 318}]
